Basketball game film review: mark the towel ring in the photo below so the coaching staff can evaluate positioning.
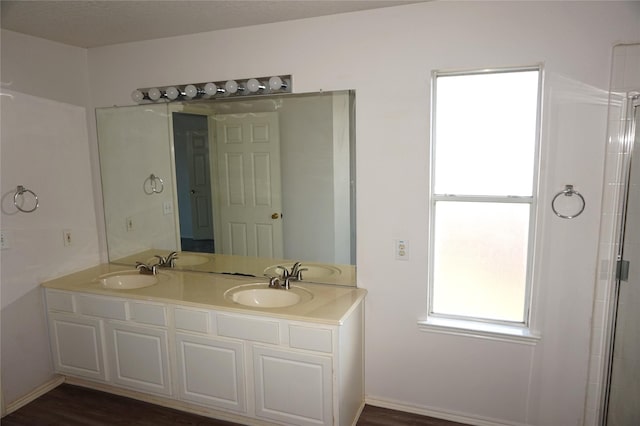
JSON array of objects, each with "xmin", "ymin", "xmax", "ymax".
[
  {"xmin": 14, "ymin": 185, "xmax": 39, "ymax": 213},
  {"xmin": 143, "ymin": 174, "xmax": 164, "ymax": 195},
  {"xmin": 551, "ymin": 184, "xmax": 585, "ymax": 219}
]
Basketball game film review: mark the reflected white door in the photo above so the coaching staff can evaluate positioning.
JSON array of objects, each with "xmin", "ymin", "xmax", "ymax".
[
  {"xmin": 606, "ymin": 98, "xmax": 640, "ymax": 425},
  {"xmin": 214, "ymin": 112, "xmax": 283, "ymax": 258},
  {"xmin": 186, "ymin": 130, "xmax": 214, "ymax": 240}
]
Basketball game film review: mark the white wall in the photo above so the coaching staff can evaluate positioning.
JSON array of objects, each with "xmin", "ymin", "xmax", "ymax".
[
  {"xmin": 0, "ymin": 31, "xmax": 101, "ymax": 404},
  {"xmin": 1, "ymin": 1, "xmax": 639, "ymax": 423}
]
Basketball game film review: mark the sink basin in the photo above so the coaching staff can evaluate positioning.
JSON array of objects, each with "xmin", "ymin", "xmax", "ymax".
[
  {"xmin": 225, "ymin": 283, "xmax": 313, "ymax": 308},
  {"xmin": 263, "ymin": 263, "xmax": 341, "ymax": 280},
  {"xmin": 175, "ymin": 253, "xmax": 210, "ymax": 266},
  {"xmin": 98, "ymin": 271, "xmax": 158, "ymax": 290},
  {"xmin": 147, "ymin": 253, "xmax": 210, "ymax": 267}
]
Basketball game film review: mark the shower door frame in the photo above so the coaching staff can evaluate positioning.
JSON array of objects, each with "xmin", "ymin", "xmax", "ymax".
[{"xmin": 601, "ymin": 92, "xmax": 640, "ymax": 425}]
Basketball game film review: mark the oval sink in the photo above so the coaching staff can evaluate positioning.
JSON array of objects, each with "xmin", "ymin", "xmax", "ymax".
[
  {"xmin": 225, "ymin": 283, "xmax": 313, "ymax": 308},
  {"xmin": 232, "ymin": 288, "xmax": 300, "ymax": 308},
  {"xmin": 263, "ymin": 263, "xmax": 342, "ymax": 280},
  {"xmin": 147, "ymin": 253, "xmax": 210, "ymax": 267},
  {"xmin": 98, "ymin": 271, "xmax": 158, "ymax": 290},
  {"xmin": 175, "ymin": 253, "xmax": 210, "ymax": 266}
]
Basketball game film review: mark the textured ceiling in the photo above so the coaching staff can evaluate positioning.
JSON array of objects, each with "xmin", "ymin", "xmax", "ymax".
[{"xmin": 1, "ymin": 0, "xmax": 424, "ymax": 48}]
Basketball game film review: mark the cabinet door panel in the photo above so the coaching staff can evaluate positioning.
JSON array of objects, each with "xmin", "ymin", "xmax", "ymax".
[
  {"xmin": 254, "ymin": 345, "xmax": 332, "ymax": 426},
  {"xmin": 105, "ymin": 322, "xmax": 171, "ymax": 395},
  {"xmin": 49, "ymin": 313, "xmax": 106, "ymax": 381},
  {"xmin": 176, "ymin": 333, "xmax": 246, "ymax": 413}
]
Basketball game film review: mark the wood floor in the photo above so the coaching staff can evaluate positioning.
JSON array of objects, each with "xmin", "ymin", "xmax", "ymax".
[{"xmin": 2, "ymin": 384, "xmax": 469, "ymax": 426}]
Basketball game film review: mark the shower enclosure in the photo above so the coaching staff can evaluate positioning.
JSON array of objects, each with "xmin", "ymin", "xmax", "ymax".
[{"xmin": 603, "ymin": 92, "xmax": 640, "ymax": 425}]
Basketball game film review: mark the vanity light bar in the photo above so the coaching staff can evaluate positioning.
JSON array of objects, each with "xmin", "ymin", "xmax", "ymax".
[{"xmin": 131, "ymin": 75, "xmax": 292, "ymax": 103}]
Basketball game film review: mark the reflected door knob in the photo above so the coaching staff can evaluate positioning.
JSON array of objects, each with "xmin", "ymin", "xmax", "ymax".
[{"xmin": 190, "ymin": 189, "xmax": 196, "ymax": 194}]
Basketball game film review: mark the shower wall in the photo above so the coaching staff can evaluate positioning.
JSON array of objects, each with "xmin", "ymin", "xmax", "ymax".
[{"xmin": 588, "ymin": 43, "xmax": 640, "ymax": 426}]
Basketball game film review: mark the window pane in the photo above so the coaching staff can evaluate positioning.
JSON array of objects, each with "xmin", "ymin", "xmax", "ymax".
[
  {"xmin": 432, "ymin": 201, "xmax": 530, "ymax": 322},
  {"xmin": 434, "ymin": 70, "xmax": 538, "ymax": 196}
]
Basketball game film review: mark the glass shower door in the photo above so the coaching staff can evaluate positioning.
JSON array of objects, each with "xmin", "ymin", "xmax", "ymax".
[{"xmin": 606, "ymin": 96, "xmax": 640, "ymax": 425}]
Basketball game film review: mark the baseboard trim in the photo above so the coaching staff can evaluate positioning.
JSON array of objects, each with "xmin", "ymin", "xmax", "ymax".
[
  {"xmin": 364, "ymin": 396, "xmax": 528, "ymax": 426},
  {"xmin": 4, "ymin": 375, "xmax": 66, "ymax": 416}
]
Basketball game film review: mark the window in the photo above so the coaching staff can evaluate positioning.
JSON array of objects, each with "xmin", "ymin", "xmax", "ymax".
[{"xmin": 429, "ymin": 67, "xmax": 541, "ymax": 327}]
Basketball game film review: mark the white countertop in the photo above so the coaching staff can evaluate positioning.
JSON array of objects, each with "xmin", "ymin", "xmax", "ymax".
[{"xmin": 42, "ymin": 264, "xmax": 366, "ymax": 325}]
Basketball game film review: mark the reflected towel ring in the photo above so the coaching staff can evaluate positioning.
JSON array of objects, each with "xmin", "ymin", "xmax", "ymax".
[
  {"xmin": 143, "ymin": 174, "xmax": 164, "ymax": 195},
  {"xmin": 551, "ymin": 184, "xmax": 585, "ymax": 219},
  {"xmin": 14, "ymin": 185, "xmax": 39, "ymax": 213}
]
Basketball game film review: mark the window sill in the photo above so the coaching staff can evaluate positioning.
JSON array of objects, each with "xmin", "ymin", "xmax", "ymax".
[{"xmin": 417, "ymin": 317, "xmax": 541, "ymax": 345}]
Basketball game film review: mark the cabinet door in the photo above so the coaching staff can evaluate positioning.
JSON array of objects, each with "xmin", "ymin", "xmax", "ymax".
[
  {"xmin": 49, "ymin": 312, "xmax": 106, "ymax": 381},
  {"xmin": 175, "ymin": 333, "xmax": 246, "ymax": 413},
  {"xmin": 253, "ymin": 345, "xmax": 333, "ymax": 426},
  {"xmin": 104, "ymin": 322, "xmax": 171, "ymax": 396}
]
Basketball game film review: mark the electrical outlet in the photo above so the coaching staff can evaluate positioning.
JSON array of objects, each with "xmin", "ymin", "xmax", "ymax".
[
  {"xmin": 1, "ymin": 231, "xmax": 10, "ymax": 249},
  {"xmin": 395, "ymin": 239, "xmax": 409, "ymax": 261},
  {"xmin": 63, "ymin": 229, "xmax": 72, "ymax": 247},
  {"xmin": 126, "ymin": 217, "xmax": 134, "ymax": 232}
]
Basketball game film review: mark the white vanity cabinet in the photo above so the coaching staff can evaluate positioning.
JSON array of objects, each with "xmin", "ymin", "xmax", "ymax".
[
  {"xmin": 104, "ymin": 321, "xmax": 171, "ymax": 396},
  {"xmin": 46, "ymin": 291, "xmax": 172, "ymax": 396},
  {"xmin": 253, "ymin": 345, "xmax": 333, "ymax": 426},
  {"xmin": 48, "ymin": 312, "xmax": 107, "ymax": 381},
  {"xmin": 175, "ymin": 332, "xmax": 247, "ymax": 413},
  {"xmin": 44, "ymin": 288, "xmax": 364, "ymax": 426},
  {"xmin": 173, "ymin": 306, "xmax": 249, "ymax": 413}
]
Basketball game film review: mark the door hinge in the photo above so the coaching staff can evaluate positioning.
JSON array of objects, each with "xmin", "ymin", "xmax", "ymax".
[{"xmin": 616, "ymin": 259, "xmax": 630, "ymax": 282}]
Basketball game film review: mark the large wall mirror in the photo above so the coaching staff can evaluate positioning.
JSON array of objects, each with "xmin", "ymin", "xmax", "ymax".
[{"xmin": 96, "ymin": 90, "xmax": 356, "ymax": 286}]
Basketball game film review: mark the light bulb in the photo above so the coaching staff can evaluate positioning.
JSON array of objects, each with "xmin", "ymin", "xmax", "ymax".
[
  {"xmin": 203, "ymin": 82, "xmax": 218, "ymax": 96},
  {"xmin": 268, "ymin": 76, "xmax": 284, "ymax": 91},
  {"xmin": 148, "ymin": 87, "xmax": 162, "ymax": 101},
  {"xmin": 166, "ymin": 86, "xmax": 180, "ymax": 100},
  {"xmin": 247, "ymin": 78, "xmax": 264, "ymax": 93},
  {"xmin": 131, "ymin": 90, "xmax": 145, "ymax": 103},
  {"xmin": 225, "ymin": 80, "xmax": 238, "ymax": 94},
  {"xmin": 184, "ymin": 84, "xmax": 199, "ymax": 99}
]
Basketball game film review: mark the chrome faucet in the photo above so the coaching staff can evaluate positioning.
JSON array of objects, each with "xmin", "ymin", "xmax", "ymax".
[
  {"xmin": 270, "ymin": 262, "xmax": 308, "ymax": 289},
  {"xmin": 136, "ymin": 262, "xmax": 157, "ymax": 275},
  {"xmin": 276, "ymin": 262, "xmax": 307, "ymax": 280},
  {"xmin": 268, "ymin": 275, "xmax": 294, "ymax": 290},
  {"xmin": 154, "ymin": 251, "xmax": 178, "ymax": 268}
]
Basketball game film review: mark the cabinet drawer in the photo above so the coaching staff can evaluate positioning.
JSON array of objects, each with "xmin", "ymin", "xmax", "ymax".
[
  {"xmin": 77, "ymin": 295, "xmax": 127, "ymax": 320},
  {"xmin": 217, "ymin": 314, "xmax": 279, "ymax": 344},
  {"xmin": 289, "ymin": 326, "xmax": 333, "ymax": 353},
  {"xmin": 175, "ymin": 307, "xmax": 210, "ymax": 334},
  {"xmin": 46, "ymin": 290, "xmax": 75, "ymax": 313},
  {"xmin": 130, "ymin": 302, "xmax": 167, "ymax": 327}
]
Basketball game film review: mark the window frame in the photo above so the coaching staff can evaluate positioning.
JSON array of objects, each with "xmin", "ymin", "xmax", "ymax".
[{"xmin": 427, "ymin": 65, "xmax": 544, "ymax": 331}]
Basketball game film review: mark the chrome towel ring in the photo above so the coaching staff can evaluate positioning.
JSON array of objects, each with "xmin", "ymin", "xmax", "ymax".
[
  {"xmin": 552, "ymin": 184, "xmax": 585, "ymax": 219},
  {"xmin": 144, "ymin": 174, "xmax": 164, "ymax": 195},
  {"xmin": 14, "ymin": 185, "xmax": 39, "ymax": 213}
]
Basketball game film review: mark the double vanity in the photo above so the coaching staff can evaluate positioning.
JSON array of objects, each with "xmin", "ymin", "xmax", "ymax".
[
  {"xmin": 54, "ymin": 88, "xmax": 363, "ymax": 424},
  {"xmin": 42, "ymin": 262, "xmax": 366, "ymax": 426}
]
